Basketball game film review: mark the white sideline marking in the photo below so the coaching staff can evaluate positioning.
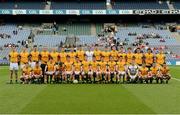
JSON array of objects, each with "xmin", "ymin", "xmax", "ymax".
[{"xmin": 172, "ymin": 77, "xmax": 180, "ymax": 82}]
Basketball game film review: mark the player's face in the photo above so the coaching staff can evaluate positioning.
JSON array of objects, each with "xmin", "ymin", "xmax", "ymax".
[
  {"xmin": 148, "ymin": 49, "xmax": 151, "ymax": 53},
  {"xmin": 52, "ymin": 48, "xmax": 56, "ymax": 52},
  {"xmin": 119, "ymin": 57, "xmax": 123, "ymax": 61},
  {"xmin": 12, "ymin": 47, "xmax": 16, "ymax": 52},
  {"xmin": 43, "ymin": 48, "xmax": 47, "ymax": 52},
  {"xmin": 131, "ymin": 59, "xmax": 135, "ymax": 65},
  {"xmin": 22, "ymin": 48, "xmax": 26, "ymax": 52},
  {"xmin": 137, "ymin": 49, "xmax": 140, "ymax": 53},
  {"xmin": 67, "ymin": 57, "xmax": 70, "ymax": 61},
  {"xmin": 109, "ymin": 57, "xmax": 113, "ymax": 61},
  {"xmin": 33, "ymin": 47, "xmax": 37, "ymax": 51},
  {"xmin": 128, "ymin": 49, "xmax": 132, "ymax": 53}
]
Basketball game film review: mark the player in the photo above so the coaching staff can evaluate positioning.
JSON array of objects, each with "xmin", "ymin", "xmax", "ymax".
[
  {"xmin": 66, "ymin": 48, "xmax": 76, "ymax": 63},
  {"xmin": 54, "ymin": 62, "xmax": 64, "ymax": 83},
  {"xmin": 134, "ymin": 48, "xmax": 144, "ymax": 66},
  {"xmin": 29, "ymin": 46, "xmax": 39, "ymax": 69},
  {"xmin": 90, "ymin": 56, "xmax": 98, "ymax": 83},
  {"xmin": 32, "ymin": 62, "xmax": 42, "ymax": 83},
  {"xmin": 9, "ymin": 47, "xmax": 19, "ymax": 83},
  {"xmin": 19, "ymin": 47, "xmax": 29, "ymax": 70},
  {"xmin": 76, "ymin": 46, "xmax": 85, "ymax": 62},
  {"xmin": 59, "ymin": 47, "xmax": 67, "ymax": 63},
  {"xmin": 144, "ymin": 48, "xmax": 154, "ymax": 69},
  {"xmin": 73, "ymin": 56, "xmax": 82, "ymax": 82},
  {"xmin": 98, "ymin": 56, "xmax": 108, "ymax": 83},
  {"xmin": 50, "ymin": 48, "xmax": 59, "ymax": 64},
  {"xmin": 116, "ymin": 56, "xmax": 126, "ymax": 83},
  {"xmin": 20, "ymin": 63, "xmax": 32, "ymax": 84},
  {"xmin": 117, "ymin": 47, "xmax": 126, "ymax": 63},
  {"xmin": 110, "ymin": 46, "xmax": 118, "ymax": 61},
  {"xmin": 40, "ymin": 47, "xmax": 50, "ymax": 83},
  {"xmin": 156, "ymin": 49, "xmax": 165, "ymax": 66},
  {"xmin": 107, "ymin": 56, "xmax": 116, "ymax": 83},
  {"xmin": 139, "ymin": 63, "xmax": 149, "ymax": 83},
  {"xmin": 45, "ymin": 58, "xmax": 55, "ymax": 84},
  {"xmin": 85, "ymin": 46, "xmax": 94, "ymax": 61},
  {"xmin": 126, "ymin": 47, "xmax": 134, "ymax": 65},
  {"xmin": 93, "ymin": 46, "xmax": 101, "ymax": 61},
  {"xmin": 159, "ymin": 63, "xmax": 171, "ymax": 84},
  {"xmin": 101, "ymin": 46, "xmax": 110, "ymax": 62},
  {"xmin": 149, "ymin": 63, "xmax": 160, "ymax": 83},
  {"xmin": 127, "ymin": 57, "xmax": 139, "ymax": 83},
  {"xmin": 64, "ymin": 55, "xmax": 73, "ymax": 83},
  {"xmin": 81, "ymin": 55, "xmax": 91, "ymax": 83}
]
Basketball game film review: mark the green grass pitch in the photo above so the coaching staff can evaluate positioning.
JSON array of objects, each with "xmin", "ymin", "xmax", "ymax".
[{"xmin": 0, "ymin": 66, "xmax": 180, "ymax": 114}]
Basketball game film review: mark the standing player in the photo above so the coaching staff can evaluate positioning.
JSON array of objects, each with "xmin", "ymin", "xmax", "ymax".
[
  {"xmin": 126, "ymin": 47, "xmax": 134, "ymax": 65},
  {"xmin": 40, "ymin": 47, "xmax": 50, "ymax": 83},
  {"xmin": 94, "ymin": 46, "xmax": 101, "ymax": 62},
  {"xmin": 134, "ymin": 48, "xmax": 144, "ymax": 66},
  {"xmin": 156, "ymin": 49, "xmax": 165, "ymax": 66},
  {"xmin": 117, "ymin": 47, "xmax": 126, "ymax": 63},
  {"xmin": 45, "ymin": 58, "xmax": 55, "ymax": 84},
  {"xmin": 76, "ymin": 46, "xmax": 85, "ymax": 62},
  {"xmin": 81, "ymin": 55, "xmax": 91, "ymax": 83},
  {"xmin": 9, "ymin": 47, "xmax": 19, "ymax": 83},
  {"xmin": 50, "ymin": 48, "xmax": 59, "ymax": 64},
  {"xmin": 110, "ymin": 46, "xmax": 118, "ymax": 61},
  {"xmin": 139, "ymin": 63, "xmax": 149, "ymax": 83},
  {"xmin": 59, "ymin": 47, "xmax": 67, "ymax": 63},
  {"xmin": 90, "ymin": 56, "xmax": 98, "ymax": 83},
  {"xmin": 101, "ymin": 46, "xmax": 110, "ymax": 62},
  {"xmin": 127, "ymin": 58, "xmax": 139, "ymax": 83},
  {"xmin": 144, "ymin": 48, "xmax": 154, "ymax": 69},
  {"xmin": 29, "ymin": 46, "xmax": 39, "ymax": 69},
  {"xmin": 19, "ymin": 47, "xmax": 29, "ymax": 70}
]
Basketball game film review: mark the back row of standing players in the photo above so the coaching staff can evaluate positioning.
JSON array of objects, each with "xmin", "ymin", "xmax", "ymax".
[{"xmin": 9, "ymin": 46, "xmax": 171, "ymax": 84}]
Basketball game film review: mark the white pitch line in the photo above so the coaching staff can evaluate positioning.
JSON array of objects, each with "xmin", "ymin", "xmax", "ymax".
[{"xmin": 172, "ymin": 77, "xmax": 180, "ymax": 82}]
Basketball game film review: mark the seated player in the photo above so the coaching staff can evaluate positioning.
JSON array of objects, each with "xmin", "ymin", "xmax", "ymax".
[
  {"xmin": 107, "ymin": 56, "xmax": 116, "ymax": 83},
  {"xmin": 32, "ymin": 62, "xmax": 42, "ymax": 83},
  {"xmin": 116, "ymin": 56, "xmax": 126, "ymax": 83},
  {"xmin": 98, "ymin": 56, "xmax": 108, "ymax": 83},
  {"xmin": 159, "ymin": 63, "xmax": 171, "ymax": 84},
  {"xmin": 54, "ymin": 62, "xmax": 64, "ymax": 83},
  {"xmin": 45, "ymin": 58, "xmax": 55, "ymax": 84},
  {"xmin": 64, "ymin": 55, "xmax": 73, "ymax": 83},
  {"xmin": 89, "ymin": 56, "xmax": 98, "ymax": 83},
  {"xmin": 139, "ymin": 63, "xmax": 149, "ymax": 83},
  {"xmin": 73, "ymin": 56, "xmax": 82, "ymax": 82},
  {"xmin": 20, "ymin": 63, "xmax": 32, "ymax": 84},
  {"xmin": 81, "ymin": 55, "xmax": 91, "ymax": 83},
  {"xmin": 127, "ymin": 58, "xmax": 139, "ymax": 83},
  {"xmin": 149, "ymin": 63, "xmax": 160, "ymax": 83}
]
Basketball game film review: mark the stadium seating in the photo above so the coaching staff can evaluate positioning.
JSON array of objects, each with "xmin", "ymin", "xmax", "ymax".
[
  {"xmin": 51, "ymin": 2, "xmax": 106, "ymax": 9},
  {"xmin": 113, "ymin": 1, "xmax": 168, "ymax": 9},
  {"xmin": 173, "ymin": 2, "xmax": 180, "ymax": 9},
  {"xmin": 0, "ymin": 2, "xmax": 45, "ymax": 9}
]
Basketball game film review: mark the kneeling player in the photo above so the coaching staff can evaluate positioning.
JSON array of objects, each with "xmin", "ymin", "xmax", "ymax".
[
  {"xmin": 45, "ymin": 58, "xmax": 55, "ymax": 83},
  {"xmin": 149, "ymin": 63, "xmax": 160, "ymax": 83},
  {"xmin": 20, "ymin": 63, "xmax": 32, "ymax": 84},
  {"xmin": 32, "ymin": 62, "xmax": 42, "ymax": 83},
  {"xmin": 127, "ymin": 58, "xmax": 139, "ymax": 83},
  {"xmin": 139, "ymin": 63, "xmax": 149, "ymax": 83},
  {"xmin": 159, "ymin": 63, "xmax": 171, "ymax": 84}
]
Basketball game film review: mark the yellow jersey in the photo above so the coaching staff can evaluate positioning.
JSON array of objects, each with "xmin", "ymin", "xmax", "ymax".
[
  {"xmin": 73, "ymin": 62, "xmax": 82, "ymax": 71},
  {"xmin": 81, "ymin": 61, "xmax": 90, "ymax": 72},
  {"xmin": 41, "ymin": 51, "xmax": 49, "ymax": 64},
  {"xmin": 23, "ymin": 67, "xmax": 32, "ymax": 75},
  {"xmin": 110, "ymin": 50, "xmax": 118, "ymax": 61},
  {"xmin": 150, "ymin": 67, "xmax": 159, "ymax": 75},
  {"xmin": 108, "ymin": 61, "xmax": 116, "ymax": 71},
  {"xmin": 135, "ymin": 53, "xmax": 143, "ymax": 65},
  {"xmin": 116, "ymin": 61, "xmax": 126, "ymax": 71},
  {"xmin": 9, "ymin": 51, "xmax": 19, "ymax": 63},
  {"xmin": 20, "ymin": 52, "xmax": 29, "ymax": 64},
  {"xmin": 59, "ymin": 52, "xmax": 67, "ymax": 63},
  {"xmin": 94, "ymin": 50, "xmax": 101, "ymax": 61},
  {"xmin": 145, "ymin": 53, "xmax": 154, "ymax": 66},
  {"xmin": 76, "ymin": 50, "xmax": 85, "ymax": 61},
  {"xmin": 156, "ymin": 53, "xmax": 165, "ymax": 65},
  {"xmin": 47, "ymin": 62, "xmax": 55, "ymax": 71},
  {"xmin": 126, "ymin": 53, "xmax": 134, "ymax": 64},
  {"xmin": 101, "ymin": 51, "xmax": 110, "ymax": 62},
  {"xmin": 50, "ymin": 52, "xmax": 59, "ymax": 63},
  {"xmin": 30, "ymin": 51, "xmax": 39, "ymax": 61},
  {"xmin": 139, "ymin": 67, "xmax": 149, "ymax": 76},
  {"xmin": 33, "ymin": 66, "xmax": 42, "ymax": 75},
  {"xmin": 64, "ymin": 61, "xmax": 73, "ymax": 71}
]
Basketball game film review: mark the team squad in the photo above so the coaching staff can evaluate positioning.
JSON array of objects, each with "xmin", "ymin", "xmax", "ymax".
[{"xmin": 8, "ymin": 46, "xmax": 171, "ymax": 84}]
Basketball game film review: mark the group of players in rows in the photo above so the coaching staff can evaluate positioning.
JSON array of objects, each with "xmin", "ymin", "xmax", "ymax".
[{"xmin": 9, "ymin": 46, "xmax": 171, "ymax": 84}]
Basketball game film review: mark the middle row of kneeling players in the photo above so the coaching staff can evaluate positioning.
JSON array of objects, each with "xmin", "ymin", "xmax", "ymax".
[{"xmin": 20, "ymin": 55, "xmax": 171, "ymax": 84}]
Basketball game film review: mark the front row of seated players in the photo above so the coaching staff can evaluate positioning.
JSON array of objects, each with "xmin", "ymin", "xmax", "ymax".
[{"xmin": 19, "ymin": 55, "xmax": 171, "ymax": 84}]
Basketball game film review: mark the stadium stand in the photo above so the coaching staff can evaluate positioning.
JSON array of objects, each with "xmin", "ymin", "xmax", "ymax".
[
  {"xmin": 51, "ymin": 1, "xmax": 106, "ymax": 9},
  {"xmin": 0, "ymin": 1, "xmax": 46, "ymax": 9},
  {"xmin": 112, "ymin": 1, "xmax": 169, "ymax": 9}
]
